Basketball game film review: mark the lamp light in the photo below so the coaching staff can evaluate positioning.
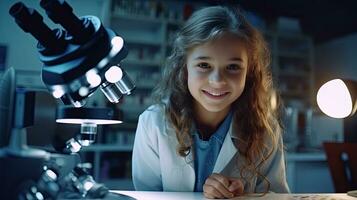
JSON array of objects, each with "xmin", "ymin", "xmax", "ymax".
[
  {"xmin": 317, "ymin": 79, "xmax": 357, "ymax": 142},
  {"xmin": 317, "ymin": 79, "xmax": 357, "ymax": 197},
  {"xmin": 317, "ymin": 79, "xmax": 357, "ymax": 118}
]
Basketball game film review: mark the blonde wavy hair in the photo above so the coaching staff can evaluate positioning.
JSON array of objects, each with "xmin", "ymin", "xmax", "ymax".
[{"xmin": 152, "ymin": 5, "xmax": 282, "ymax": 193}]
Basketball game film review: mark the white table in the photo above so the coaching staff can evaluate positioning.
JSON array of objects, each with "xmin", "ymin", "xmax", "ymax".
[{"xmin": 111, "ymin": 191, "xmax": 356, "ymax": 200}]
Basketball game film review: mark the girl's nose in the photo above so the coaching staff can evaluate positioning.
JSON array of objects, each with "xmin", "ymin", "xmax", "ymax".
[{"xmin": 208, "ymin": 69, "xmax": 226, "ymax": 86}]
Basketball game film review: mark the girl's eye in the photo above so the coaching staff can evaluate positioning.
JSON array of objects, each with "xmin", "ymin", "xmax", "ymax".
[
  {"xmin": 197, "ymin": 63, "xmax": 210, "ymax": 69},
  {"xmin": 226, "ymin": 64, "xmax": 241, "ymax": 71}
]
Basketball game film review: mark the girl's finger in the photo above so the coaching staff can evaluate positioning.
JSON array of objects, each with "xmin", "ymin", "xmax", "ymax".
[
  {"xmin": 228, "ymin": 179, "xmax": 244, "ymax": 195},
  {"xmin": 203, "ymin": 184, "xmax": 224, "ymax": 199},
  {"xmin": 205, "ymin": 177, "xmax": 234, "ymax": 198}
]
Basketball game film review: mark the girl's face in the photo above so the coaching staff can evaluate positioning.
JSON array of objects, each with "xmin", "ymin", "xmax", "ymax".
[{"xmin": 186, "ymin": 34, "xmax": 248, "ymax": 116}]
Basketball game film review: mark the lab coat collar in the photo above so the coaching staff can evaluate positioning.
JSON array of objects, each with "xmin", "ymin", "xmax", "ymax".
[
  {"xmin": 182, "ymin": 120, "xmax": 238, "ymax": 191},
  {"xmin": 175, "ymin": 117, "xmax": 239, "ymax": 172},
  {"xmin": 213, "ymin": 121, "xmax": 238, "ymax": 173},
  {"xmin": 164, "ymin": 110, "xmax": 239, "ymax": 190}
]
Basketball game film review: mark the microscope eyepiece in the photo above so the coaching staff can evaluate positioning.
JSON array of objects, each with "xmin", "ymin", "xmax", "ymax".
[
  {"xmin": 40, "ymin": 0, "xmax": 94, "ymax": 43},
  {"xmin": 9, "ymin": 2, "xmax": 67, "ymax": 54}
]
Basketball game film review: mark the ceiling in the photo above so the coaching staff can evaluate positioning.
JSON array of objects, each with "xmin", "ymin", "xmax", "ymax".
[{"xmin": 206, "ymin": 0, "xmax": 357, "ymax": 43}]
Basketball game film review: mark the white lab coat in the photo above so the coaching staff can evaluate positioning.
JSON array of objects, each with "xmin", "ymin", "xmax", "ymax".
[{"xmin": 132, "ymin": 105, "xmax": 290, "ymax": 193}]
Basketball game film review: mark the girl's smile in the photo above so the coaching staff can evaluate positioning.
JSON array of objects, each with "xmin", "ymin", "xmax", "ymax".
[{"xmin": 202, "ymin": 89, "xmax": 230, "ymax": 100}]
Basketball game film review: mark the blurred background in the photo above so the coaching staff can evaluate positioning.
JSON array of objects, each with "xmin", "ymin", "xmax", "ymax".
[{"xmin": 0, "ymin": 0, "xmax": 356, "ymax": 193}]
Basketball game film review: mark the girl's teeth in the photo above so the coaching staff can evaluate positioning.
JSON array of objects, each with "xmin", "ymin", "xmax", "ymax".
[{"xmin": 207, "ymin": 91, "xmax": 226, "ymax": 96}]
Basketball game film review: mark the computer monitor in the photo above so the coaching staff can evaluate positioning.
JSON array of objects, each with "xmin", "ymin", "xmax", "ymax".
[{"xmin": 0, "ymin": 68, "xmax": 16, "ymax": 148}]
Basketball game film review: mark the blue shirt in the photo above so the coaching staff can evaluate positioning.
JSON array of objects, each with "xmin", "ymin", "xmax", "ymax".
[{"xmin": 193, "ymin": 111, "xmax": 233, "ymax": 192}]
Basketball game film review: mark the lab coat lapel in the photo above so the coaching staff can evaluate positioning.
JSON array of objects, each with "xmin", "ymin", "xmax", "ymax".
[
  {"xmin": 186, "ymin": 149, "xmax": 195, "ymax": 169},
  {"xmin": 168, "ymin": 153, "xmax": 195, "ymax": 191},
  {"xmin": 183, "ymin": 150, "xmax": 195, "ymax": 191},
  {"xmin": 166, "ymin": 126, "xmax": 196, "ymax": 191},
  {"xmin": 212, "ymin": 123, "xmax": 237, "ymax": 173}
]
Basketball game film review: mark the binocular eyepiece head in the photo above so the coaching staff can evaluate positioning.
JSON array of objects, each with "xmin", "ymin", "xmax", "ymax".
[
  {"xmin": 39, "ymin": 0, "xmax": 95, "ymax": 44},
  {"xmin": 9, "ymin": 0, "xmax": 96, "ymax": 53},
  {"xmin": 9, "ymin": 0, "xmax": 135, "ymax": 107},
  {"xmin": 9, "ymin": 2, "xmax": 67, "ymax": 54}
]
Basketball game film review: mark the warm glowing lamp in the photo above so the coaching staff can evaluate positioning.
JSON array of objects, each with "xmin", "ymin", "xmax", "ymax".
[
  {"xmin": 317, "ymin": 79, "xmax": 357, "ymax": 118},
  {"xmin": 317, "ymin": 79, "xmax": 357, "ymax": 197},
  {"xmin": 317, "ymin": 79, "xmax": 357, "ymax": 142}
]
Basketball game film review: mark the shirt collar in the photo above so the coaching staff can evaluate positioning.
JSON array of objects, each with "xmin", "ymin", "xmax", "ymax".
[
  {"xmin": 192, "ymin": 110, "xmax": 234, "ymax": 142},
  {"xmin": 212, "ymin": 110, "xmax": 233, "ymax": 142}
]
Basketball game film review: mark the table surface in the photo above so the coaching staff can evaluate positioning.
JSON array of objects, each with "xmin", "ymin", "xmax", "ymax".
[{"xmin": 111, "ymin": 191, "xmax": 357, "ymax": 200}]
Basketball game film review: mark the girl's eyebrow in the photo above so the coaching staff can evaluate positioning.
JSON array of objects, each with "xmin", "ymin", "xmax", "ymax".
[
  {"xmin": 194, "ymin": 56, "xmax": 212, "ymax": 60},
  {"xmin": 194, "ymin": 56, "xmax": 244, "ymax": 62},
  {"xmin": 229, "ymin": 57, "xmax": 244, "ymax": 62}
]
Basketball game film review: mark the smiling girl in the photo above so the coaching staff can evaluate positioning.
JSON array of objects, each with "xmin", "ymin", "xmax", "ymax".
[{"xmin": 132, "ymin": 5, "xmax": 290, "ymax": 199}]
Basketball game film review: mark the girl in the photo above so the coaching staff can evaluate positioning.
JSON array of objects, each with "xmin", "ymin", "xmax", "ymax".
[{"xmin": 132, "ymin": 5, "xmax": 290, "ymax": 199}]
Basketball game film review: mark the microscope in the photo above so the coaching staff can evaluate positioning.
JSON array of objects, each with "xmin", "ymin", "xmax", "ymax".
[{"xmin": 3, "ymin": 0, "xmax": 136, "ymax": 199}]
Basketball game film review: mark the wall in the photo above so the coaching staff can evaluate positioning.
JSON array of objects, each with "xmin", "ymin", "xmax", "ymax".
[{"xmin": 315, "ymin": 33, "xmax": 357, "ymax": 85}]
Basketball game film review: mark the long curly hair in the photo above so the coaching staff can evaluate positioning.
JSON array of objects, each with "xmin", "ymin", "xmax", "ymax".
[{"xmin": 152, "ymin": 5, "xmax": 282, "ymax": 192}]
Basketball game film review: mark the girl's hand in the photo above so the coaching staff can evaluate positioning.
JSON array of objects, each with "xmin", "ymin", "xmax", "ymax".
[{"xmin": 203, "ymin": 173, "xmax": 244, "ymax": 199}]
